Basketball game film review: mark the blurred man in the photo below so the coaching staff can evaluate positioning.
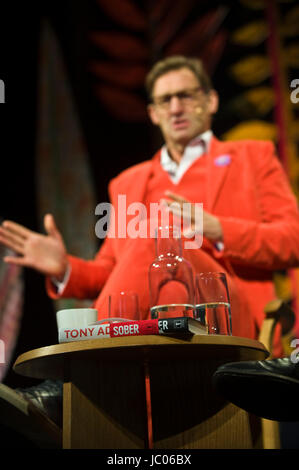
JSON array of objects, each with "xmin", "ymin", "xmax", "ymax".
[{"xmin": 1, "ymin": 55, "xmax": 299, "ymax": 349}]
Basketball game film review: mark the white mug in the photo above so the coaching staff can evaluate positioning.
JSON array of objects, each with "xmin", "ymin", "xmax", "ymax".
[{"xmin": 56, "ymin": 308, "xmax": 98, "ymax": 329}]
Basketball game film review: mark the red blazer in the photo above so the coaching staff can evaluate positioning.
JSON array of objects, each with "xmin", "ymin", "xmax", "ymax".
[{"xmin": 47, "ymin": 137, "xmax": 299, "ymax": 344}]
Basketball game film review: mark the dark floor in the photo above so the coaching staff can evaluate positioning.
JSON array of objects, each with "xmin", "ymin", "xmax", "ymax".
[
  {"xmin": 280, "ymin": 421, "xmax": 299, "ymax": 449},
  {"xmin": 1, "ymin": 421, "xmax": 298, "ymax": 449}
]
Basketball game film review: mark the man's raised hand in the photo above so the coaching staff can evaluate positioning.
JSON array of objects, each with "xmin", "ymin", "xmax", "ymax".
[{"xmin": 0, "ymin": 214, "xmax": 68, "ymax": 280}]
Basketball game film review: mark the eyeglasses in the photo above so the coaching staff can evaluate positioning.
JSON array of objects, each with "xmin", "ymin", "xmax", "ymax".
[{"xmin": 152, "ymin": 87, "xmax": 204, "ymax": 109}]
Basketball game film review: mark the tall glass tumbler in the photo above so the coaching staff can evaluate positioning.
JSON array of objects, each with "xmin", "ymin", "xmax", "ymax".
[
  {"xmin": 108, "ymin": 291, "xmax": 140, "ymax": 322},
  {"xmin": 195, "ymin": 272, "xmax": 232, "ymax": 335}
]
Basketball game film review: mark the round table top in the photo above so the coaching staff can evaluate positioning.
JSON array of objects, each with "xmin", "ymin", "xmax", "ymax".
[{"xmin": 13, "ymin": 334, "xmax": 269, "ymax": 380}]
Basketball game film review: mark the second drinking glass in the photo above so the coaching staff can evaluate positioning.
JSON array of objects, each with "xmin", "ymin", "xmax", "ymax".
[{"xmin": 195, "ymin": 272, "xmax": 232, "ymax": 335}]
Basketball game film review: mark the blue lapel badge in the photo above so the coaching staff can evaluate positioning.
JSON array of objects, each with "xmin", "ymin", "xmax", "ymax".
[{"xmin": 214, "ymin": 154, "xmax": 231, "ymax": 167}]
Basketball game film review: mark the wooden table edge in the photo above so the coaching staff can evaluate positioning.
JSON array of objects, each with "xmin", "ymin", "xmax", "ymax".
[{"xmin": 14, "ymin": 334, "xmax": 269, "ymax": 377}]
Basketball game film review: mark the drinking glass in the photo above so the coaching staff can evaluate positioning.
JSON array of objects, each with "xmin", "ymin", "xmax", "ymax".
[
  {"xmin": 195, "ymin": 272, "xmax": 232, "ymax": 335},
  {"xmin": 108, "ymin": 291, "xmax": 140, "ymax": 322}
]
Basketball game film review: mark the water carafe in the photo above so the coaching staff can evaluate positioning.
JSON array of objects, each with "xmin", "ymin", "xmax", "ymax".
[{"xmin": 149, "ymin": 226, "xmax": 195, "ymax": 319}]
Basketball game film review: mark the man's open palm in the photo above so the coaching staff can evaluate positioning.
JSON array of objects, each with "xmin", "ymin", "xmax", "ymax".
[{"xmin": 0, "ymin": 214, "xmax": 68, "ymax": 280}]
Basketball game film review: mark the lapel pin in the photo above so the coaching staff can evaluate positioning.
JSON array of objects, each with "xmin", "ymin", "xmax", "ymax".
[{"xmin": 214, "ymin": 155, "xmax": 231, "ymax": 167}]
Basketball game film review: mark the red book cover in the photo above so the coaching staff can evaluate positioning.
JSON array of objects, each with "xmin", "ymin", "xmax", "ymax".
[{"xmin": 109, "ymin": 320, "xmax": 160, "ymax": 337}]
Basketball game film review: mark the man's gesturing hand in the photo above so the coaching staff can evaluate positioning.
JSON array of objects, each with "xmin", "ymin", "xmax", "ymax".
[
  {"xmin": 0, "ymin": 214, "xmax": 68, "ymax": 280},
  {"xmin": 162, "ymin": 191, "xmax": 223, "ymax": 242}
]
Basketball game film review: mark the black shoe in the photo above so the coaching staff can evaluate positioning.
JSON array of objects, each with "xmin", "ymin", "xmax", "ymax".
[
  {"xmin": 213, "ymin": 357, "xmax": 299, "ymax": 422},
  {"xmin": 15, "ymin": 379, "xmax": 63, "ymax": 427},
  {"xmin": 0, "ymin": 381, "xmax": 62, "ymax": 448}
]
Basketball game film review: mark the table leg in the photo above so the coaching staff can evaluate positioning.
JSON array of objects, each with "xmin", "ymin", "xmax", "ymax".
[{"xmin": 62, "ymin": 358, "xmax": 148, "ymax": 449}]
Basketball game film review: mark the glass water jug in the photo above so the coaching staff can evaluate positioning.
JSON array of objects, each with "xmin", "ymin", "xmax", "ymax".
[{"xmin": 148, "ymin": 226, "xmax": 195, "ymax": 319}]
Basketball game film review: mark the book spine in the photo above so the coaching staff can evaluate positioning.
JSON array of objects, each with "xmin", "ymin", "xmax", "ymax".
[
  {"xmin": 157, "ymin": 317, "xmax": 190, "ymax": 333},
  {"xmin": 58, "ymin": 317, "xmax": 193, "ymax": 343},
  {"xmin": 58, "ymin": 324, "xmax": 110, "ymax": 343},
  {"xmin": 58, "ymin": 321, "xmax": 160, "ymax": 343},
  {"xmin": 110, "ymin": 320, "xmax": 159, "ymax": 337}
]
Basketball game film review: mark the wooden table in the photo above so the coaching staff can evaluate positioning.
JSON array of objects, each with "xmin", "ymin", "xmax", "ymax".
[{"xmin": 14, "ymin": 334, "xmax": 268, "ymax": 449}]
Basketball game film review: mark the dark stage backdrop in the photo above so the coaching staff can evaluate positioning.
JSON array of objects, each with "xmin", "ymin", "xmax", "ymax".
[{"xmin": 0, "ymin": 0, "xmax": 298, "ymax": 387}]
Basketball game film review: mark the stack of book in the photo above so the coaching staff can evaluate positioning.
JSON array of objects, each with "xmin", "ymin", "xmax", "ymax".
[{"xmin": 58, "ymin": 317, "xmax": 208, "ymax": 343}]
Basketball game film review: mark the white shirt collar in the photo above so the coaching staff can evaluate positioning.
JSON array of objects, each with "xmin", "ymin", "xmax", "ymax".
[{"xmin": 160, "ymin": 130, "xmax": 213, "ymax": 184}]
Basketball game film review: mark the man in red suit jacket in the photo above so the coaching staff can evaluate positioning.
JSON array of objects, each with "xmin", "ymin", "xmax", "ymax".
[{"xmin": 1, "ymin": 56, "xmax": 299, "ymax": 350}]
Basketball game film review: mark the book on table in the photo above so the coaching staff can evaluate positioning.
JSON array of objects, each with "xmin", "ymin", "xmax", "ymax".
[{"xmin": 58, "ymin": 316, "xmax": 208, "ymax": 343}]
